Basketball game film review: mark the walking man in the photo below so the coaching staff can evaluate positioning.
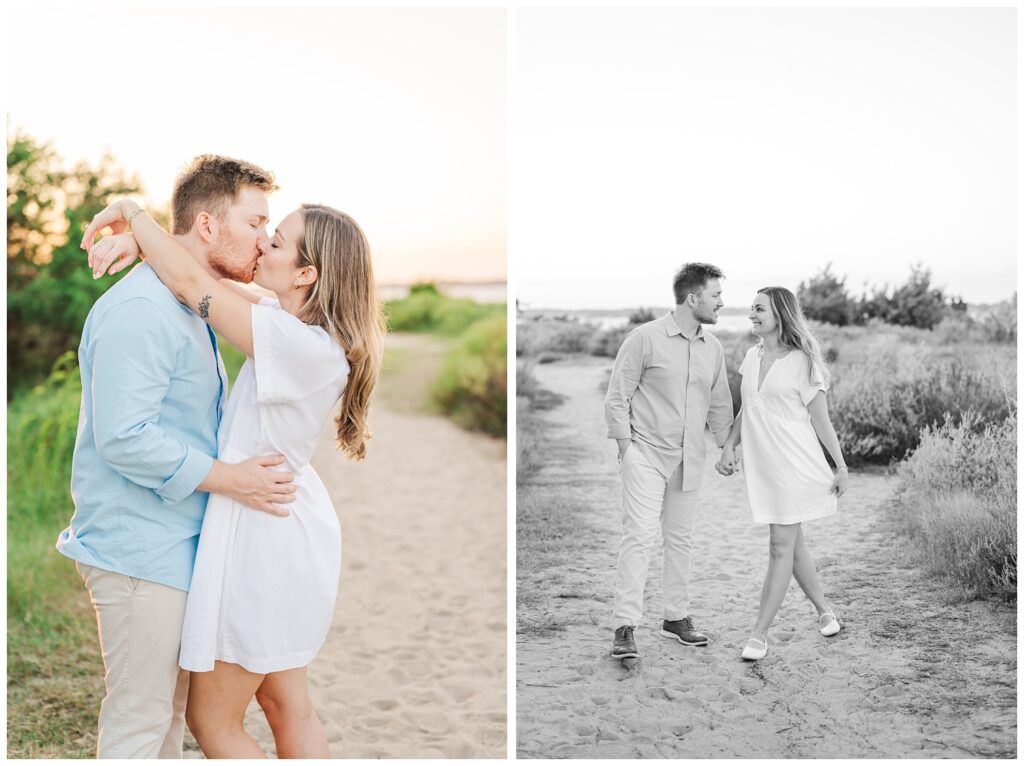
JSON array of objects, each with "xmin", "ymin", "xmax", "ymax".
[{"xmin": 604, "ymin": 262, "xmax": 734, "ymax": 659}]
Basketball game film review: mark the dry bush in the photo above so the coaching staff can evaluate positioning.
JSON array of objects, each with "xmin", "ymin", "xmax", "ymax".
[
  {"xmin": 516, "ymin": 317, "xmax": 594, "ymax": 357},
  {"xmin": 892, "ymin": 411, "xmax": 1017, "ymax": 601}
]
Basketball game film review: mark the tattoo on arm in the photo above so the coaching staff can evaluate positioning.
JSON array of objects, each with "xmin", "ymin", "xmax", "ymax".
[{"xmin": 198, "ymin": 294, "xmax": 211, "ymax": 319}]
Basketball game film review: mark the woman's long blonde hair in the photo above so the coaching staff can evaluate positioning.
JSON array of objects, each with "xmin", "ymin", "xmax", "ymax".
[
  {"xmin": 757, "ymin": 286, "xmax": 830, "ymax": 387},
  {"xmin": 295, "ymin": 204, "xmax": 386, "ymax": 461}
]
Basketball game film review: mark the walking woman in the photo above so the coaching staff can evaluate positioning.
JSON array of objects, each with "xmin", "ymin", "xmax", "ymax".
[{"xmin": 716, "ymin": 286, "xmax": 848, "ymax": 661}]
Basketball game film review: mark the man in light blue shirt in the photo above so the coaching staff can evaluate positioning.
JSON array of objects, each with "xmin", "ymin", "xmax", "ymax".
[{"xmin": 56, "ymin": 156, "xmax": 295, "ymax": 759}]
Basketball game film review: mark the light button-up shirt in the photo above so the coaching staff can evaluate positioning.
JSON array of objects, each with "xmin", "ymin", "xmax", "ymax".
[
  {"xmin": 56, "ymin": 264, "xmax": 226, "ymax": 592},
  {"xmin": 604, "ymin": 312, "xmax": 734, "ymax": 490}
]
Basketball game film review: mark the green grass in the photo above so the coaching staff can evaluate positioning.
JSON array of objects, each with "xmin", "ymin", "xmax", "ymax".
[
  {"xmin": 432, "ymin": 313, "xmax": 507, "ymax": 437},
  {"xmin": 7, "ymin": 353, "xmax": 103, "ymax": 758}
]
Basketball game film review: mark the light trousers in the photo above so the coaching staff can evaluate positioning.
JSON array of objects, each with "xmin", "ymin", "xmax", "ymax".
[
  {"xmin": 612, "ymin": 446, "xmax": 700, "ymax": 627},
  {"xmin": 77, "ymin": 562, "xmax": 189, "ymax": 759}
]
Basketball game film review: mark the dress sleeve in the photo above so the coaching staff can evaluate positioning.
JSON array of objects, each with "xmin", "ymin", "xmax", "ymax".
[
  {"xmin": 798, "ymin": 351, "xmax": 829, "ymax": 406},
  {"xmin": 738, "ymin": 345, "xmax": 757, "ymax": 377},
  {"xmin": 251, "ymin": 301, "xmax": 350, "ymax": 404}
]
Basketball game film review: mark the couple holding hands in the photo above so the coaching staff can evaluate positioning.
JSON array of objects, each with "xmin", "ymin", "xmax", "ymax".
[{"xmin": 605, "ymin": 263, "xmax": 848, "ymax": 663}]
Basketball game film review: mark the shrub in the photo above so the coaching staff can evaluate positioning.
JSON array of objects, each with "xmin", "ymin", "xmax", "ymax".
[
  {"xmin": 891, "ymin": 411, "xmax": 1016, "ymax": 601},
  {"xmin": 855, "ymin": 264, "xmax": 953, "ymax": 330},
  {"xmin": 798, "ymin": 263, "xmax": 855, "ymax": 326},
  {"xmin": 433, "ymin": 314, "xmax": 507, "ymax": 437},
  {"xmin": 932, "ymin": 295, "xmax": 1017, "ymax": 345},
  {"xmin": 828, "ymin": 345, "xmax": 1015, "ymax": 466},
  {"xmin": 7, "ymin": 351, "xmax": 81, "ymax": 545},
  {"xmin": 386, "ymin": 284, "xmax": 504, "ymax": 336},
  {"xmin": 516, "ymin": 317, "xmax": 594, "ymax": 357},
  {"xmin": 586, "ymin": 324, "xmax": 632, "ymax": 358}
]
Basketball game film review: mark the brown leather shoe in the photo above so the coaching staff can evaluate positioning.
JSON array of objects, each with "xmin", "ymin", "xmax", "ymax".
[{"xmin": 660, "ymin": 616, "xmax": 709, "ymax": 646}]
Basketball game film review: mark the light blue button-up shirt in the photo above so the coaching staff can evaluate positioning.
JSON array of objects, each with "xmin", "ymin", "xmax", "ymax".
[{"xmin": 56, "ymin": 263, "xmax": 227, "ymax": 592}]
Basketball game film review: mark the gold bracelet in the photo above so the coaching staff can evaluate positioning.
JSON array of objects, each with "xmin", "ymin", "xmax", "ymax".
[{"xmin": 126, "ymin": 206, "xmax": 145, "ymax": 227}]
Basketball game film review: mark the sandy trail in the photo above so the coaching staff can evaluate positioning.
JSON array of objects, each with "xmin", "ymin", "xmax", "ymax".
[
  {"xmin": 187, "ymin": 332, "xmax": 507, "ymax": 758},
  {"xmin": 517, "ymin": 355, "xmax": 1016, "ymax": 759}
]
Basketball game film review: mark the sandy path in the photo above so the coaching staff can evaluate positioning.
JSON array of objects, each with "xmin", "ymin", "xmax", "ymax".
[
  {"xmin": 517, "ymin": 355, "xmax": 1016, "ymax": 759},
  {"xmin": 188, "ymin": 332, "xmax": 507, "ymax": 758}
]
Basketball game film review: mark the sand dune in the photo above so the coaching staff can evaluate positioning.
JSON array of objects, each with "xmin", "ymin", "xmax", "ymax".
[{"xmin": 517, "ymin": 355, "xmax": 1016, "ymax": 759}]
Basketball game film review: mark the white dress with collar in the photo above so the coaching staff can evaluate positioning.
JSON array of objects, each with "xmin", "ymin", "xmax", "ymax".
[
  {"xmin": 179, "ymin": 298, "xmax": 350, "ymax": 673},
  {"xmin": 738, "ymin": 346, "xmax": 836, "ymax": 525}
]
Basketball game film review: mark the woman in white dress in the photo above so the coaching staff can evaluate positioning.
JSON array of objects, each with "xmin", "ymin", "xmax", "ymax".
[
  {"xmin": 716, "ymin": 286, "xmax": 848, "ymax": 662},
  {"xmin": 82, "ymin": 199, "xmax": 385, "ymax": 756}
]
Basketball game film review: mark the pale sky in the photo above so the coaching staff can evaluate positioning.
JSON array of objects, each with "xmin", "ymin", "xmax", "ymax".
[
  {"xmin": 513, "ymin": 6, "xmax": 1017, "ymax": 309},
  {"xmin": 7, "ymin": 7, "xmax": 506, "ymax": 286}
]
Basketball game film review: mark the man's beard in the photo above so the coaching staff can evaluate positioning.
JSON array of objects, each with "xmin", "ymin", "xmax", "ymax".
[
  {"xmin": 695, "ymin": 306, "xmax": 719, "ymax": 324},
  {"xmin": 208, "ymin": 238, "xmax": 256, "ymax": 283}
]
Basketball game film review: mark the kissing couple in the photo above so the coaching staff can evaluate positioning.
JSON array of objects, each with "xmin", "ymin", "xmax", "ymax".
[
  {"xmin": 604, "ymin": 263, "xmax": 849, "ymax": 663},
  {"xmin": 57, "ymin": 155, "xmax": 386, "ymax": 757}
]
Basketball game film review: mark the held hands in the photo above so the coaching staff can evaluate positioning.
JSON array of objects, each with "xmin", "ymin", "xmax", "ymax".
[
  {"xmin": 829, "ymin": 467, "xmax": 849, "ymax": 498},
  {"xmin": 715, "ymin": 445, "xmax": 739, "ymax": 476}
]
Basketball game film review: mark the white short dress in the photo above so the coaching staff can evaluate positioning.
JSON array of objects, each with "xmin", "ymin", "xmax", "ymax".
[
  {"xmin": 738, "ymin": 345, "xmax": 836, "ymax": 525},
  {"xmin": 179, "ymin": 298, "xmax": 350, "ymax": 674}
]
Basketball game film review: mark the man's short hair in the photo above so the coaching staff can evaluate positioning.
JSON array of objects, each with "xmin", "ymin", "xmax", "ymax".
[
  {"xmin": 672, "ymin": 262, "xmax": 725, "ymax": 305},
  {"xmin": 171, "ymin": 155, "xmax": 278, "ymax": 235}
]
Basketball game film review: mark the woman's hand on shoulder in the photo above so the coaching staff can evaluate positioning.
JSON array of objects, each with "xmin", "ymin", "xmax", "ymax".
[{"xmin": 81, "ymin": 199, "xmax": 138, "ymax": 249}]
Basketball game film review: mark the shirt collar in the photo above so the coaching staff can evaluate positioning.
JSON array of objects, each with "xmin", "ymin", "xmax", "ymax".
[{"xmin": 662, "ymin": 312, "xmax": 706, "ymax": 342}]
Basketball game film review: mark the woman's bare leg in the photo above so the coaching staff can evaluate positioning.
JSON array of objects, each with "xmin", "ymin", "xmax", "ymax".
[
  {"xmin": 751, "ymin": 523, "xmax": 801, "ymax": 637},
  {"xmin": 255, "ymin": 666, "xmax": 329, "ymax": 758},
  {"xmin": 791, "ymin": 525, "xmax": 830, "ymax": 616},
  {"xmin": 186, "ymin": 661, "xmax": 267, "ymax": 758}
]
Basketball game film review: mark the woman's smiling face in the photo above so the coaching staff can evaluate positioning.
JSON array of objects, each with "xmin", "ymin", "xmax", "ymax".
[{"xmin": 748, "ymin": 292, "xmax": 778, "ymax": 337}]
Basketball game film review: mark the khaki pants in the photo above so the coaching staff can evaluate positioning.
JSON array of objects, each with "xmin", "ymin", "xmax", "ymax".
[
  {"xmin": 612, "ymin": 446, "xmax": 700, "ymax": 627},
  {"xmin": 77, "ymin": 562, "xmax": 189, "ymax": 759}
]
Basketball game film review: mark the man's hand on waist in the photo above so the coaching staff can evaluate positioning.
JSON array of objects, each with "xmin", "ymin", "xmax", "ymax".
[{"xmin": 198, "ymin": 456, "xmax": 295, "ymax": 517}]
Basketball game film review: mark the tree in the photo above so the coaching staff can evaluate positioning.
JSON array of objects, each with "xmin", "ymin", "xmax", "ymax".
[
  {"xmin": 854, "ymin": 264, "xmax": 952, "ymax": 330},
  {"xmin": 885, "ymin": 264, "xmax": 949, "ymax": 330},
  {"xmin": 798, "ymin": 263, "xmax": 854, "ymax": 326},
  {"xmin": 7, "ymin": 130, "xmax": 147, "ymax": 390}
]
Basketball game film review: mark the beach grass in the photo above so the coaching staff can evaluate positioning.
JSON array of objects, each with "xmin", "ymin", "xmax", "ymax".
[
  {"xmin": 7, "ymin": 354, "xmax": 101, "ymax": 758},
  {"xmin": 891, "ymin": 411, "xmax": 1017, "ymax": 601},
  {"xmin": 432, "ymin": 313, "xmax": 507, "ymax": 437}
]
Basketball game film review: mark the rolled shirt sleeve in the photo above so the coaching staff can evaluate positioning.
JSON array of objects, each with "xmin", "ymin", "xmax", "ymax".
[
  {"xmin": 604, "ymin": 329, "xmax": 646, "ymax": 440},
  {"xmin": 89, "ymin": 298, "xmax": 214, "ymax": 504}
]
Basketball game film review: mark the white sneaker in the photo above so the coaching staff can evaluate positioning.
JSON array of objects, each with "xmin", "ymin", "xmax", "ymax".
[
  {"xmin": 740, "ymin": 636, "xmax": 768, "ymax": 661},
  {"xmin": 819, "ymin": 610, "xmax": 841, "ymax": 637}
]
